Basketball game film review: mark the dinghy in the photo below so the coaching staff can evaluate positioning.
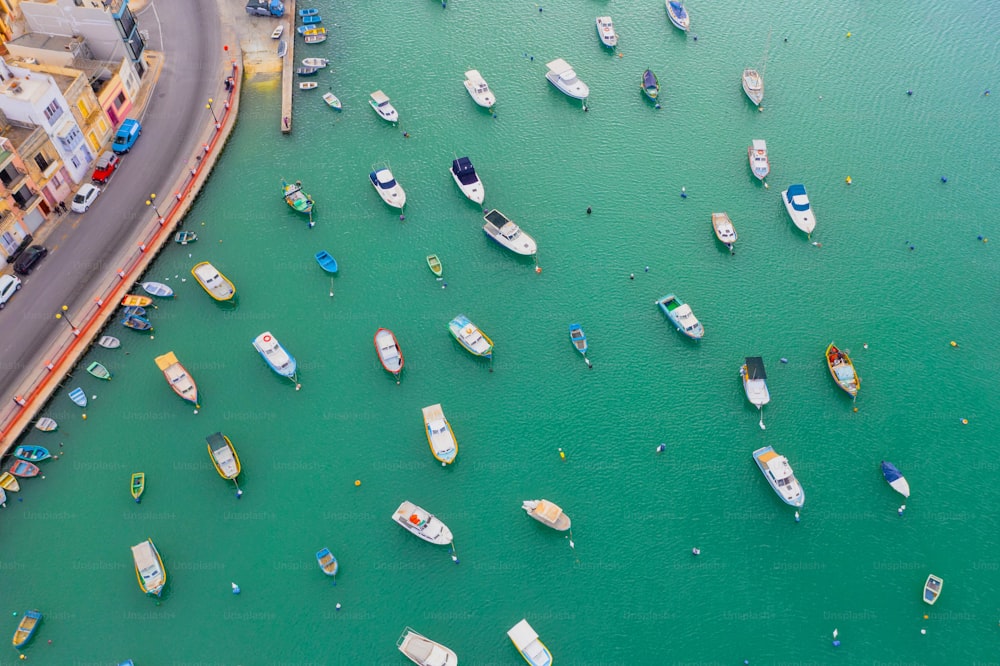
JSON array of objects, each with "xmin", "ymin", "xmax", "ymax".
[
  {"xmin": 316, "ymin": 548, "xmax": 338, "ymax": 576},
  {"xmin": 98, "ymin": 336, "xmax": 121, "ymax": 349},
  {"xmin": 122, "ymin": 313, "xmax": 152, "ymax": 331},
  {"xmin": 315, "ymin": 250, "xmax": 338, "ymax": 274},
  {"xmin": 12, "ymin": 610, "xmax": 42, "ymax": 649},
  {"xmin": 68, "ymin": 387, "xmax": 87, "ymax": 407},
  {"xmin": 426, "ymin": 254, "xmax": 442, "ymax": 277},
  {"xmin": 154, "ymin": 351, "xmax": 199, "ymax": 406},
  {"xmin": 131, "ymin": 472, "xmax": 145, "ymax": 503},
  {"xmin": 923, "ymin": 574, "xmax": 943, "ymax": 605},
  {"xmin": 175, "ymin": 231, "xmax": 198, "ymax": 245},
  {"xmin": 825, "ymin": 343, "xmax": 860, "ymax": 398},
  {"xmin": 374, "ymin": 328, "xmax": 404, "ymax": 382},
  {"xmin": 880, "ymin": 461, "xmax": 910, "ymax": 498},
  {"xmin": 14, "ymin": 445, "xmax": 50, "ymax": 462},
  {"xmin": 568, "ymin": 323, "xmax": 591, "ymax": 367},
  {"xmin": 0, "ymin": 472, "xmax": 19, "ymax": 493},
  {"xmin": 10, "ymin": 460, "xmax": 40, "ymax": 478},
  {"xmin": 121, "ymin": 295, "xmax": 152, "ymax": 307},
  {"xmin": 35, "ymin": 417, "xmax": 58, "ymax": 432},
  {"xmin": 322, "ymin": 92, "xmax": 342, "ymax": 110},
  {"xmin": 141, "ymin": 282, "xmax": 174, "ymax": 298},
  {"xmin": 87, "ymin": 361, "xmax": 112, "ymax": 380}
]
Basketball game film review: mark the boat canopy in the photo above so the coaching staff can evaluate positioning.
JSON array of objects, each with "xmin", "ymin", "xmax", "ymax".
[
  {"xmin": 643, "ymin": 69, "xmax": 658, "ymax": 89},
  {"xmin": 206, "ymin": 432, "xmax": 228, "ymax": 454},
  {"xmin": 374, "ymin": 169, "xmax": 397, "ymax": 188},
  {"xmin": 744, "ymin": 356, "xmax": 767, "ymax": 380},
  {"xmin": 370, "ymin": 90, "xmax": 390, "ymax": 104},
  {"xmin": 786, "ymin": 184, "xmax": 810, "ymax": 210},
  {"xmin": 536, "ymin": 501, "xmax": 564, "ymax": 523},
  {"xmin": 507, "ymin": 619, "xmax": 539, "ymax": 649},
  {"xmin": 668, "ymin": 1, "xmax": 688, "ymax": 19},
  {"xmin": 452, "ymin": 157, "xmax": 479, "ymax": 185},
  {"xmin": 881, "ymin": 461, "xmax": 903, "ymax": 483},
  {"xmin": 484, "ymin": 208, "xmax": 513, "ymax": 229}
]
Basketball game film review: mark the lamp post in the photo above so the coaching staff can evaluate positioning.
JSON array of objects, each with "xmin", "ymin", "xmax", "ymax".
[
  {"xmin": 56, "ymin": 305, "xmax": 80, "ymax": 336},
  {"xmin": 146, "ymin": 193, "xmax": 163, "ymax": 221},
  {"xmin": 206, "ymin": 98, "xmax": 218, "ymax": 123}
]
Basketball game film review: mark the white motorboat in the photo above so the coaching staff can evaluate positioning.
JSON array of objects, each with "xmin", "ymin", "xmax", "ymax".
[
  {"xmin": 742, "ymin": 68, "xmax": 764, "ymax": 105},
  {"xmin": 740, "ymin": 357, "xmax": 770, "ymax": 429},
  {"xmin": 712, "ymin": 212, "xmax": 738, "ymax": 252},
  {"xmin": 748, "ymin": 139, "xmax": 770, "ymax": 180},
  {"xmin": 392, "ymin": 501, "xmax": 453, "ymax": 545},
  {"xmin": 665, "ymin": 1, "xmax": 690, "ymax": 32},
  {"xmin": 782, "ymin": 184, "xmax": 816, "ymax": 235},
  {"xmin": 463, "ymin": 69, "xmax": 495, "ymax": 108},
  {"xmin": 596, "ymin": 16, "xmax": 618, "ymax": 48},
  {"xmin": 397, "ymin": 627, "xmax": 458, "ymax": 666},
  {"xmin": 302, "ymin": 57, "xmax": 329, "ymax": 68},
  {"xmin": 369, "ymin": 167, "xmax": 406, "ymax": 209},
  {"xmin": 422, "ymin": 404, "xmax": 457, "ymax": 465},
  {"xmin": 545, "ymin": 58, "xmax": 589, "ymax": 100},
  {"xmin": 450, "ymin": 156, "xmax": 484, "ymax": 204},
  {"xmin": 131, "ymin": 538, "xmax": 166, "ymax": 597},
  {"xmin": 522, "ymin": 499, "xmax": 571, "ymax": 531},
  {"xmin": 369, "ymin": 90, "xmax": 399, "ymax": 123},
  {"xmin": 482, "ymin": 209, "xmax": 537, "ymax": 256},
  {"xmin": 507, "ymin": 619, "xmax": 553, "ymax": 666},
  {"xmin": 252, "ymin": 331, "xmax": 297, "ymax": 378},
  {"xmin": 753, "ymin": 446, "xmax": 804, "ymax": 507}
]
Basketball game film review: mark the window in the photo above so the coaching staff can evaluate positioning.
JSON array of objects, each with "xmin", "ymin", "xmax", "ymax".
[
  {"xmin": 43, "ymin": 100, "xmax": 64, "ymax": 125},
  {"xmin": 115, "ymin": 91, "xmax": 126, "ymax": 108},
  {"xmin": 71, "ymin": 156, "xmax": 81, "ymax": 169},
  {"xmin": 34, "ymin": 153, "xmax": 51, "ymax": 171},
  {"xmin": 50, "ymin": 173, "xmax": 63, "ymax": 188}
]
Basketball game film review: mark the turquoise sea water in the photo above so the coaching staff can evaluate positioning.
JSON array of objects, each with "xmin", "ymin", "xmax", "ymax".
[{"xmin": 2, "ymin": 1, "xmax": 999, "ymax": 663}]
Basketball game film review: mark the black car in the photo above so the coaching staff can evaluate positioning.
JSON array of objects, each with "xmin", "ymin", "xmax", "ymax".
[{"xmin": 13, "ymin": 245, "xmax": 48, "ymax": 275}]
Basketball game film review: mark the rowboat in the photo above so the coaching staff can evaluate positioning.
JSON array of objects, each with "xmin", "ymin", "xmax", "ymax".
[
  {"xmin": 68, "ymin": 387, "xmax": 87, "ymax": 407},
  {"xmin": 34, "ymin": 417, "xmax": 58, "ymax": 432},
  {"xmin": 122, "ymin": 305, "xmax": 146, "ymax": 317},
  {"xmin": 322, "ymin": 92, "xmax": 342, "ymax": 110},
  {"xmin": 568, "ymin": 323, "xmax": 591, "ymax": 367},
  {"xmin": 712, "ymin": 212, "xmax": 738, "ymax": 253},
  {"xmin": 316, "ymin": 547, "xmax": 338, "ymax": 576},
  {"xmin": 141, "ymin": 281, "xmax": 174, "ymax": 298},
  {"xmin": 923, "ymin": 574, "xmax": 943, "ymax": 605},
  {"xmin": 277, "ymin": 39, "xmax": 287, "ymax": 57},
  {"xmin": 154, "ymin": 351, "xmax": 199, "ymax": 407},
  {"xmin": 282, "ymin": 179, "xmax": 314, "ymax": 215},
  {"xmin": 298, "ymin": 7, "xmax": 318, "ymax": 16},
  {"xmin": 392, "ymin": 501, "xmax": 453, "ymax": 545},
  {"xmin": 87, "ymin": 361, "xmax": 112, "ymax": 380},
  {"xmin": 422, "ymin": 403, "xmax": 457, "ymax": 465},
  {"xmin": 98, "ymin": 336, "xmax": 121, "ymax": 349},
  {"xmin": 447, "ymin": 314, "xmax": 493, "ymax": 358},
  {"xmin": 206, "ymin": 432, "xmax": 241, "ymax": 480},
  {"xmin": 301, "ymin": 26, "xmax": 326, "ymax": 36},
  {"xmin": 14, "ymin": 445, "xmax": 51, "ymax": 462},
  {"xmin": 374, "ymin": 328, "xmax": 404, "ymax": 382},
  {"xmin": 825, "ymin": 343, "xmax": 860, "ymax": 398},
  {"xmin": 252, "ymin": 331, "xmax": 298, "ymax": 379},
  {"xmin": 0, "ymin": 487, "xmax": 5, "ymax": 504},
  {"xmin": 740, "ymin": 357, "xmax": 770, "ymax": 429},
  {"xmin": 397, "ymin": 627, "xmax": 458, "ymax": 666},
  {"xmin": 881, "ymin": 461, "xmax": 910, "ymax": 498},
  {"xmin": 426, "ymin": 254, "xmax": 442, "ymax": 276},
  {"xmin": 665, "ymin": 0, "xmax": 690, "ymax": 32},
  {"xmin": 10, "ymin": 460, "xmax": 40, "ymax": 478},
  {"xmin": 299, "ymin": 82, "xmax": 318, "ymax": 91},
  {"xmin": 522, "ymin": 499, "xmax": 571, "ymax": 531},
  {"xmin": 507, "ymin": 619, "xmax": 552, "ymax": 666},
  {"xmin": 641, "ymin": 68, "xmax": 660, "ymax": 102},
  {"xmin": 302, "ymin": 57, "xmax": 329, "ymax": 68},
  {"xmin": 191, "ymin": 261, "xmax": 236, "ymax": 301},
  {"xmin": 753, "ymin": 445, "xmax": 804, "ymax": 507},
  {"xmin": 303, "ymin": 33, "xmax": 326, "ymax": 45},
  {"xmin": 270, "ymin": 25, "xmax": 283, "ymax": 39},
  {"xmin": 302, "ymin": 14, "xmax": 321, "ymax": 24},
  {"xmin": 131, "ymin": 472, "xmax": 145, "ymax": 503},
  {"xmin": 12, "ymin": 610, "xmax": 42, "ymax": 649},
  {"xmin": 782, "ymin": 184, "xmax": 816, "ymax": 235},
  {"xmin": 0, "ymin": 472, "xmax": 20, "ymax": 493},
  {"xmin": 121, "ymin": 295, "xmax": 152, "ymax": 307},
  {"xmin": 742, "ymin": 68, "xmax": 764, "ymax": 106},
  {"xmin": 122, "ymin": 313, "xmax": 152, "ymax": 331},
  {"xmin": 656, "ymin": 293, "xmax": 704, "ymax": 339},
  {"xmin": 131, "ymin": 538, "xmax": 166, "ymax": 597},
  {"xmin": 748, "ymin": 139, "xmax": 770, "ymax": 180},
  {"xmin": 295, "ymin": 67, "xmax": 319, "ymax": 77},
  {"xmin": 315, "ymin": 250, "xmax": 338, "ymax": 274}
]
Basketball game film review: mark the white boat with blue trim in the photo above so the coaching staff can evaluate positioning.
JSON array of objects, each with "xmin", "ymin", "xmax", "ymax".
[
  {"xmin": 782, "ymin": 184, "xmax": 816, "ymax": 235},
  {"xmin": 252, "ymin": 331, "xmax": 297, "ymax": 378}
]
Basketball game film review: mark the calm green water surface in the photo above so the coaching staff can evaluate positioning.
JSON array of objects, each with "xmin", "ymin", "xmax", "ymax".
[{"xmin": 2, "ymin": 1, "xmax": 998, "ymax": 664}]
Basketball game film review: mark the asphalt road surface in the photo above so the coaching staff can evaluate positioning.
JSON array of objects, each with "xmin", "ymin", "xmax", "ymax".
[{"xmin": 0, "ymin": 0, "xmax": 222, "ymax": 393}]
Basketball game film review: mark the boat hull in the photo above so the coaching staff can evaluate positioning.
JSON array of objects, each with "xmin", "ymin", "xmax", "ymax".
[
  {"xmin": 881, "ymin": 461, "xmax": 910, "ymax": 497},
  {"xmin": 12, "ymin": 610, "xmax": 42, "ymax": 649},
  {"xmin": 10, "ymin": 460, "xmax": 40, "ymax": 477},
  {"xmin": 426, "ymin": 254, "xmax": 443, "ymax": 276},
  {"xmin": 316, "ymin": 548, "xmax": 339, "ymax": 576},
  {"xmin": 569, "ymin": 323, "xmax": 588, "ymax": 356},
  {"xmin": 14, "ymin": 445, "xmax": 50, "ymax": 462},
  {"xmin": 923, "ymin": 575, "xmax": 943, "ymax": 605}
]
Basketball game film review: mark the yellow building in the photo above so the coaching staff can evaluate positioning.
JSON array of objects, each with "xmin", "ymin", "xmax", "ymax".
[{"xmin": 0, "ymin": 132, "xmax": 52, "ymax": 261}]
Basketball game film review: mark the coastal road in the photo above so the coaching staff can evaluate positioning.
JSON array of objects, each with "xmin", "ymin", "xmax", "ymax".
[{"xmin": 0, "ymin": 0, "xmax": 222, "ymax": 395}]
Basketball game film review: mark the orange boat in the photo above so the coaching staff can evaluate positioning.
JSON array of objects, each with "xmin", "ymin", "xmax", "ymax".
[{"xmin": 121, "ymin": 294, "xmax": 153, "ymax": 307}]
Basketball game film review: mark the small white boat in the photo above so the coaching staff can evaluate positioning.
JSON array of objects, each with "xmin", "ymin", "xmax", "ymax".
[
  {"xmin": 252, "ymin": 331, "xmax": 297, "ymax": 378},
  {"xmin": 741, "ymin": 356, "xmax": 770, "ymax": 428},
  {"xmin": 923, "ymin": 574, "xmax": 943, "ymax": 605},
  {"xmin": 742, "ymin": 68, "xmax": 764, "ymax": 105},
  {"xmin": 392, "ymin": 501, "xmax": 453, "ymax": 545},
  {"xmin": 271, "ymin": 25, "xmax": 284, "ymax": 39},
  {"xmin": 369, "ymin": 167, "xmax": 406, "ymax": 209},
  {"xmin": 482, "ymin": 209, "xmax": 537, "ymax": 256},
  {"xmin": 322, "ymin": 92, "xmax": 342, "ymax": 110},
  {"xmin": 299, "ymin": 82, "xmax": 318, "ymax": 91},
  {"xmin": 748, "ymin": 139, "xmax": 770, "ymax": 180},
  {"xmin": 507, "ymin": 619, "xmax": 552, "ymax": 666},
  {"xmin": 450, "ymin": 156, "xmax": 484, "ymax": 204},
  {"xmin": 301, "ymin": 57, "xmax": 328, "ymax": 68},
  {"xmin": 369, "ymin": 90, "xmax": 398, "ymax": 123},
  {"xmin": 545, "ymin": 58, "xmax": 589, "ymax": 100},
  {"xmin": 131, "ymin": 538, "xmax": 166, "ymax": 597},
  {"xmin": 98, "ymin": 335, "xmax": 121, "ymax": 349},
  {"xmin": 35, "ymin": 417, "xmax": 58, "ymax": 432},
  {"xmin": 141, "ymin": 281, "xmax": 174, "ymax": 298},
  {"xmin": 782, "ymin": 184, "xmax": 815, "ymax": 235},
  {"xmin": 422, "ymin": 403, "xmax": 457, "ymax": 465},
  {"xmin": 522, "ymin": 499, "xmax": 571, "ymax": 531},
  {"xmin": 753, "ymin": 446, "xmax": 804, "ymax": 508},
  {"xmin": 397, "ymin": 627, "xmax": 458, "ymax": 666},
  {"xmin": 712, "ymin": 212, "xmax": 737, "ymax": 252},
  {"xmin": 596, "ymin": 16, "xmax": 618, "ymax": 48},
  {"xmin": 463, "ymin": 69, "xmax": 495, "ymax": 108}
]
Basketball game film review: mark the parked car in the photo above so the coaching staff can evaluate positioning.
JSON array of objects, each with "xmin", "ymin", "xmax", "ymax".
[
  {"xmin": 71, "ymin": 183, "xmax": 101, "ymax": 213},
  {"xmin": 13, "ymin": 245, "xmax": 47, "ymax": 276},
  {"xmin": 0, "ymin": 273, "xmax": 22, "ymax": 309},
  {"xmin": 91, "ymin": 152, "xmax": 120, "ymax": 184},
  {"xmin": 112, "ymin": 118, "xmax": 142, "ymax": 154}
]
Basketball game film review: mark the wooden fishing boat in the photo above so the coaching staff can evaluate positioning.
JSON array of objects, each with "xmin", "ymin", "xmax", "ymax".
[
  {"xmin": 296, "ymin": 66, "xmax": 318, "ymax": 76},
  {"xmin": 302, "ymin": 14, "xmax": 321, "ymax": 24},
  {"xmin": 131, "ymin": 472, "xmax": 145, "ymax": 503},
  {"xmin": 712, "ymin": 212, "xmax": 738, "ymax": 252},
  {"xmin": 281, "ymin": 179, "xmax": 314, "ymax": 215},
  {"xmin": 303, "ymin": 33, "xmax": 326, "ymax": 45},
  {"xmin": 315, "ymin": 250, "xmax": 338, "ymax": 274},
  {"xmin": 14, "ymin": 445, "xmax": 51, "ymax": 462},
  {"xmin": 923, "ymin": 574, "xmax": 943, "ymax": 605},
  {"xmin": 426, "ymin": 254, "xmax": 442, "ymax": 276},
  {"xmin": 522, "ymin": 499, "xmax": 571, "ymax": 531},
  {"xmin": 397, "ymin": 627, "xmax": 458, "ymax": 666},
  {"xmin": 374, "ymin": 328, "xmax": 404, "ymax": 382},
  {"xmin": 507, "ymin": 619, "xmax": 553, "ymax": 666},
  {"xmin": 825, "ymin": 342, "xmax": 860, "ymax": 398},
  {"xmin": 98, "ymin": 336, "xmax": 121, "ymax": 349},
  {"xmin": 206, "ymin": 432, "xmax": 241, "ymax": 480},
  {"xmin": 87, "ymin": 361, "xmax": 112, "ymax": 380},
  {"xmin": 131, "ymin": 538, "xmax": 166, "ymax": 597},
  {"xmin": 298, "ymin": 7, "xmax": 318, "ymax": 16},
  {"xmin": 174, "ymin": 231, "xmax": 198, "ymax": 245},
  {"xmin": 12, "ymin": 610, "xmax": 42, "ymax": 649},
  {"xmin": 322, "ymin": 92, "xmax": 342, "ymax": 110},
  {"xmin": 10, "ymin": 460, "xmax": 40, "ymax": 478},
  {"xmin": 641, "ymin": 68, "xmax": 660, "ymax": 102},
  {"xmin": 34, "ymin": 417, "xmax": 58, "ymax": 432},
  {"xmin": 121, "ymin": 313, "xmax": 153, "ymax": 331},
  {"xmin": 447, "ymin": 314, "xmax": 494, "ymax": 358},
  {"xmin": 191, "ymin": 261, "xmax": 236, "ymax": 301},
  {"xmin": 880, "ymin": 461, "xmax": 910, "ymax": 498},
  {"xmin": 141, "ymin": 281, "xmax": 174, "ymax": 298},
  {"xmin": 316, "ymin": 547, "xmax": 338, "ymax": 576},
  {"xmin": 0, "ymin": 472, "xmax": 20, "ymax": 493},
  {"xmin": 422, "ymin": 403, "xmax": 457, "ymax": 464},
  {"xmin": 122, "ymin": 305, "xmax": 146, "ymax": 317},
  {"xmin": 656, "ymin": 293, "xmax": 704, "ymax": 339},
  {"xmin": 252, "ymin": 331, "xmax": 297, "ymax": 379},
  {"xmin": 121, "ymin": 295, "xmax": 152, "ymax": 308},
  {"xmin": 569, "ymin": 323, "xmax": 588, "ymax": 358},
  {"xmin": 299, "ymin": 82, "xmax": 318, "ymax": 91},
  {"xmin": 68, "ymin": 387, "xmax": 87, "ymax": 407},
  {"xmin": 302, "ymin": 57, "xmax": 329, "ymax": 68},
  {"xmin": 154, "ymin": 352, "xmax": 199, "ymax": 407},
  {"xmin": 277, "ymin": 39, "xmax": 287, "ymax": 57},
  {"xmin": 300, "ymin": 26, "xmax": 326, "ymax": 36}
]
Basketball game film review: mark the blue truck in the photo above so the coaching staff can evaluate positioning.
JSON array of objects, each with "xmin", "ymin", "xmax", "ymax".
[
  {"xmin": 245, "ymin": 0, "xmax": 284, "ymax": 17},
  {"xmin": 112, "ymin": 118, "xmax": 141, "ymax": 154}
]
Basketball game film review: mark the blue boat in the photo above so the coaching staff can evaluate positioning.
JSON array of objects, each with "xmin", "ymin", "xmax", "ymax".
[
  {"xmin": 14, "ymin": 445, "xmax": 51, "ymax": 462},
  {"xmin": 122, "ymin": 305, "xmax": 146, "ymax": 317},
  {"xmin": 316, "ymin": 547, "xmax": 339, "ymax": 576},
  {"xmin": 641, "ymin": 68, "xmax": 660, "ymax": 101},
  {"xmin": 12, "ymin": 609, "xmax": 41, "ymax": 649},
  {"xmin": 655, "ymin": 293, "xmax": 704, "ymax": 339},
  {"xmin": 568, "ymin": 323, "xmax": 591, "ymax": 367},
  {"xmin": 298, "ymin": 7, "xmax": 318, "ymax": 16},
  {"xmin": 122, "ymin": 313, "xmax": 153, "ymax": 331},
  {"xmin": 315, "ymin": 250, "xmax": 338, "ymax": 274},
  {"xmin": 68, "ymin": 387, "xmax": 87, "ymax": 407},
  {"xmin": 881, "ymin": 461, "xmax": 911, "ymax": 498},
  {"xmin": 252, "ymin": 331, "xmax": 298, "ymax": 379},
  {"xmin": 302, "ymin": 14, "xmax": 321, "ymax": 24},
  {"xmin": 666, "ymin": 0, "xmax": 690, "ymax": 31}
]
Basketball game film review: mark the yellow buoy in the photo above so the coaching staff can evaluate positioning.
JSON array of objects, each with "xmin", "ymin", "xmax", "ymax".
[
  {"xmin": 354, "ymin": 479, "xmax": 361, "ymax": 486},
  {"xmin": 846, "ymin": 32, "xmax": 852, "ymax": 38},
  {"xmin": 845, "ymin": 176, "xmax": 852, "ymax": 184},
  {"xmin": 961, "ymin": 418, "xmax": 969, "ymax": 425},
  {"xmin": 82, "ymin": 413, "xmax": 87, "ymax": 420},
  {"xmin": 950, "ymin": 341, "xmax": 958, "ymax": 347},
  {"xmin": 558, "ymin": 448, "xmax": 566, "ymax": 460}
]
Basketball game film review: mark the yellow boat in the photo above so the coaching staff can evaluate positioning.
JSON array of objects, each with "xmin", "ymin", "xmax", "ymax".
[
  {"xmin": 422, "ymin": 403, "xmax": 457, "ymax": 465},
  {"xmin": 131, "ymin": 472, "xmax": 145, "ymax": 503},
  {"xmin": 825, "ymin": 342, "xmax": 860, "ymax": 398},
  {"xmin": 0, "ymin": 472, "xmax": 20, "ymax": 493},
  {"xmin": 191, "ymin": 261, "xmax": 236, "ymax": 301},
  {"xmin": 206, "ymin": 432, "xmax": 241, "ymax": 480},
  {"xmin": 154, "ymin": 351, "xmax": 199, "ymax": 407},
  {"xmin": 12, "ymin": 610, "xmax": 41, "ymax": 648},
  {"xmin": 121, "ymin": 294, "xmax": 153, "ymax": 307},
  {"xmin": 131, "ymin": 538, "xmax": 166, "ymax": 597}
]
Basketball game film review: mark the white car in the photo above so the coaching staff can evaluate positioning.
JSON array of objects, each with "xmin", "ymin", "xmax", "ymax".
[
  {"xmin": 0, "ymin": 273, "xmax": 22, "ymax": 309},
  {"xmin": 71, "ymin": 183, "xmax": 101, "ymax": 213}
]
